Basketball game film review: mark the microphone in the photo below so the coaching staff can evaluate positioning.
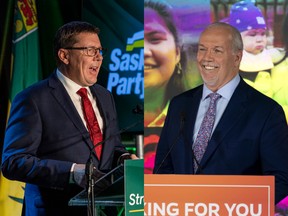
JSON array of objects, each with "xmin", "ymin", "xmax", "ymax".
[
  {"xmin": 85, "ymin": 116, "xmax": 143, "ymax": 216},
  {"xmin": 84, "ymin": 110, "xmax": 144, "ymax": 173},
  {"xmin": 84, "ymin": 111, "xmax": 144, "ymax": 162},
  {"xmin": 132, "ymin": 104, "xmax": 143, "ymax": 115},
  {"xmin": 93, "ymin": 118, "xmax": 143, "ymax": 150},
  {"xmin": 154, "ymin": 112, "xmax": 185, "ymax": 174}
]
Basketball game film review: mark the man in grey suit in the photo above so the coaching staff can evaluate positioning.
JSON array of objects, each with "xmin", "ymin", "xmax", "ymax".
[
  {"xmin": 2, "ymin": 21, "xmax": 136, "ymax": 216},
  {"xmin": 153, "ymin": 22, "xmax": 288, "ymax": 204}
]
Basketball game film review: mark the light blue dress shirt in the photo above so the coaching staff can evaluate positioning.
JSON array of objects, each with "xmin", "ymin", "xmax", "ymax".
[{"xmin": 192, "ymin": 74, "xmax": 241, "ymax": 142}]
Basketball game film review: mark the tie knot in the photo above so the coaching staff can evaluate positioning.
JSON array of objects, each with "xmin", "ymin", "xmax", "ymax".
[
  {"xmin": 77, "ymin": 88, "xmax": 88, "ymax": 98},
  {"xmin": 208, "ymin": 92, "xmax": 221, "ymax": 102}
]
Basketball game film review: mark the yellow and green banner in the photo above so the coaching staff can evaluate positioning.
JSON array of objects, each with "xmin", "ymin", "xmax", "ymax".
[{"xmin": 0, "ymin": 0, "xmax": 41, "ymax": 215}]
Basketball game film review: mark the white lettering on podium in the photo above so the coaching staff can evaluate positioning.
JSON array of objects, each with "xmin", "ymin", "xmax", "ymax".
[
  {"xmin": 225, "ymin": 203, "xmax": 262, "ymax": 216},
  {"xmin": 185, "ymin": 203, "xmax": 220, "ymax": 215},
  {"xmin": 144, "ymin": 202, "xmax": 179, "ymax": 215},
  {"xmin": 129, "ymin": 193, "xmax": 144, "ymax": 205},
  {"xmin": 145, "ymin": 202, "xmax": 263, "ymax": 215}
]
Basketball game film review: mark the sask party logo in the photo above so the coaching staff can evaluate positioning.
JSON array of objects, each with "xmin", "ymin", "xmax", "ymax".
[
  {"xmin": 126, "ymin": 31, "xmax": 144, "ymax": 52},
  {"xmin": 107, "ymin": 31, "xmax": 144, "ymax": 100},
  {"xmin": 13, "ymin": 0, "xmax": 38, "ymax": 43}
]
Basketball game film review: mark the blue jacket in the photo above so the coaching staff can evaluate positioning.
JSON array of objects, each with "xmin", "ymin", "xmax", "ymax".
[
  {"xmin": 2, "ymin": 71, "xmax": 128, "ymax": 215},
  {"xmin": 154, "ymin": 78, "xmax": 288, "ymax": 204}
]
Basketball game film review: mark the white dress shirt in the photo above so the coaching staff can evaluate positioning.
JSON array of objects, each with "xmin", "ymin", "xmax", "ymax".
[{"xmin": 56, "ymin": 69, "xmax": 103, "ymax": 132}]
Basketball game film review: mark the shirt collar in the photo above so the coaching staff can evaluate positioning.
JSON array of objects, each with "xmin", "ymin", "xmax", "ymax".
[
  {"xmin": 202, "ymin": 74, "xmax": 240, "ymax": 101},
  {"xmin": 56, "ymin": 69, "xmax": 91, "ymax": 95}
]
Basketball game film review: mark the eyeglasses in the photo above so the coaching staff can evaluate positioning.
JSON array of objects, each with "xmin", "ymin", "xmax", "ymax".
[{"xmin": 64, "ymin": 47, "xmax": 107, "ymax": 57}]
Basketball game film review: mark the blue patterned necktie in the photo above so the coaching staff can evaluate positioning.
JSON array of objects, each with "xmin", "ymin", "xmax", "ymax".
[{"xmin": 193, "ymin": 92, "xmax": 221, "ymax": 173}]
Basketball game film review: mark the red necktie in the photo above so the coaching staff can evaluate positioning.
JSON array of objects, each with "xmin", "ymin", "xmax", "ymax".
[{"xmin": 77, "ymin": 88, "xmax": 103, "ymax": 160}]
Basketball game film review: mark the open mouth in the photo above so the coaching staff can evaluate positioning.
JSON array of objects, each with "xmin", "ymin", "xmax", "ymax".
[
  {"xmin": 144, "ymin": 65, "xmax": 157, "ymax": 70},
  {"xmin": 203, "ymin": 65, "xmax": 218, "ymax": 70},
  {"xmin": 89, "ymin": 66, "xmax": 98, "ymax": 72}
]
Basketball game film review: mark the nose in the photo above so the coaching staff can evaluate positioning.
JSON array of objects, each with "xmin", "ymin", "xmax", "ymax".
[
  {"xmin": 201, "ymin": 49, "xmax": 213, "ymax": 61},
  {"xmin": 256, "ymin": 34, "xmax": 265, "ymax": 42},
  {"xmin": 144, "ymin": 40, "xmax": 152, "ymax": 57},
  {"xmin": 93, "ymin": 55, "xmax": 103, "ymax": 62}
]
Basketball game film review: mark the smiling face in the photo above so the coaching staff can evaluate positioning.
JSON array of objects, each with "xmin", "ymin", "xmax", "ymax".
[
  {"xmin": 241, "ymin": 28, "xmax": 267, "ymax": 55},
  {"xmin": 144, "ymin": 8, "xmax": 180, "ymax": 88},
  {"xmin": 58, "ymin": 32, "xmax": 103, "ymax": 86},
  {"xmin": 197, "ymin": 25, "xmax": 242, "ymax": 92}
]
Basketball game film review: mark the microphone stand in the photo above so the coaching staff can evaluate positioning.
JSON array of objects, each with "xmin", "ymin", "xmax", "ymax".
[
  {"xmin": 86, "ymin": 153, "xmax": 96, "ymax": 216},
  {"xmin": 154, "ymin": 112, "xmax": 185, "ymax": 174},
  {"xmin": 85, "ymin": 116, "xmax": 143, "ymax": 216}
]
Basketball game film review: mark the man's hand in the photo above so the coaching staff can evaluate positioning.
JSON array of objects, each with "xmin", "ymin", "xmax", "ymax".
[
  {"xmin": 72, "ymin": 164, "xmax": 109, "ymax": 188},
  {"xmin": 130, "ymin": 154, "xmax": 138, "ymax": 159},
  {"xmin": 72, "ymin": 164, "xmax": 86, "ymax": 188}
]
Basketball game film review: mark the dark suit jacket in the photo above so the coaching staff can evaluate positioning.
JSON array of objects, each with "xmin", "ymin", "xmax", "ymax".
[
  {"xmin": 2, "ymin": 71, "xmax": 128, "ymax": 215},
  {"xmin": 154, "ymin": 78, "xmax": 288, "ymax": 204}
]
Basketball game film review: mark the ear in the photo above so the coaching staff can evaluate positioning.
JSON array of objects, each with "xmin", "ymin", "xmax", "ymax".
[
  {"xmin": 58, "ymin": 48, "xmax": 69, "ymax": 65},
  {"xmin": 234, "ymin": 50, "xmax": 243, "ymax": 67},
  {"xmin": 175, "ymin": 46, "xmax": 181, "ymax": 64}
]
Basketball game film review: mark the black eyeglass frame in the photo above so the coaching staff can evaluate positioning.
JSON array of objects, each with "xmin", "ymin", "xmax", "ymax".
[{"xmin": 63, "ymin": 46, "xmax": 107, "ymax": 57}]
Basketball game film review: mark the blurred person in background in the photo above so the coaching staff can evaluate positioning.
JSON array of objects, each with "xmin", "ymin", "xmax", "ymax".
[
  {"xmin": 144, "ymin": 0, "xmax": 186, "ymax": 127},
  {"xmin": 224, "ymin": 0, "xmax": 288, "ymax": 120},
  {"xmin": 144, "ymin": 0, "xmax": 187, "ymax": 173}
]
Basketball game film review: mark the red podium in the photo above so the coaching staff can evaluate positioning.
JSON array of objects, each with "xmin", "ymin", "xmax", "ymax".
[{"xmin": 144, "ymin": 174, "xmax": 274, "ymax": 216}]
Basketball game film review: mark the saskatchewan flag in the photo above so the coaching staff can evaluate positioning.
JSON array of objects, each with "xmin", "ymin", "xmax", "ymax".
[{"xmin": 0, "ymin": 0, "xmax": 41, "ymax": 215}]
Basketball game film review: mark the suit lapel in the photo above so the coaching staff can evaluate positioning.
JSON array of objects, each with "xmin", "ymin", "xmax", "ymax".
[
  {"xmin": 183, "ymin": 86, "xmax": 203, "ymax": 172},
  {"xmin": 200, "ymin": 79, "xmax": 249, "ymax": 168},
  {"xmin": 89, "ymin": 85, "xmax": 112, "ymax": 165},
  {"xmin": 48, "ymin": 72, "xmax": 94, "ymax": 150}
]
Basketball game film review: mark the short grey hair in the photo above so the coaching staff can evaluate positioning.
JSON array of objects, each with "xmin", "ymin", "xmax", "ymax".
[{"xmin": 204, "ymin": 22, "xmax": 243, "ymax": 53}]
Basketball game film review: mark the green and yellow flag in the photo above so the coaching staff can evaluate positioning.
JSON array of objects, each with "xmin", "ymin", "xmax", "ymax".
[{"xmin": 0, "ymin": 0, "xmax": 41, "ymax": 215}]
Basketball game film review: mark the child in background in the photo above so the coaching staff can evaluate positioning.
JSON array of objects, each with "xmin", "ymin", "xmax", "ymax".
[
  {"xmin": 228, "ymin": 1, "xmax": 284, "ymax": 97},
  {"xmin": 225, "ymin": 0, "xmax": 288, "ymax": 120}
]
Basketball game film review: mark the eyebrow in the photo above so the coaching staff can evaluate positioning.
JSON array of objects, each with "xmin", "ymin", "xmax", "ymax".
[
  {"xmin": 198, "ymin": 44, "xmax": 223, "ymax": 49},
  {"xmin": 145, "ymin": 30, "xmax": 166, "ymax": 35},
  {"xmin": 214, "ymin": 46, "xmax": 224, "ymax": 49}
]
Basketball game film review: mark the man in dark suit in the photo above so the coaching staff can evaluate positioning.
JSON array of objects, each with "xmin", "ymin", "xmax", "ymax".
[
  {"xmin": 2, "ymin": 21, "xmax": 136, "ymax": 215},
  {"xmin": 153, "ymin": 22, "xmax": 288, "ymax": 204}
]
